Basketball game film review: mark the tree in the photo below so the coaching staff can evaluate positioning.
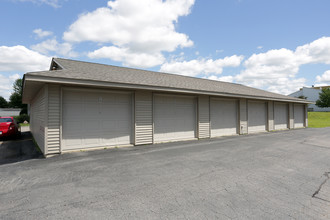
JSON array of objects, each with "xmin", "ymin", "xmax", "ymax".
[
  {"xmin": 316, "ymin": 88, "xmax": 330, "ymax": 108},
  {"xmin": 9, "ymin": 92, "xmax": 23, "ymax": 108},
  {"xmin": 8, "ymin": 78, "xmax": 27, "ymax": 113},
  {"xmin": 0, "ymin": 96, "xmax": 8, "ymax": 108},
  {"xmin": 297, "ymin": 95, "xmax": 307, "ymax": 99},
  {"xmin": 13, "ymin": 79, "xmax": 23, "ymax": 95}
]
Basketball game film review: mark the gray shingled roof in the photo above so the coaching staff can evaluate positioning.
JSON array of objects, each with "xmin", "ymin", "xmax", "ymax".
[{"xmin": 25, "ymin": 58, "xmax": 307, "ymax": 102}]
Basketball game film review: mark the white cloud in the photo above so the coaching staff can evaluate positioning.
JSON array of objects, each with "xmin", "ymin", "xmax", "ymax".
[
  {"xmin": 33, "ymin": 28, "xmax": 53, "ymax": 39},
  {"xmin": 295, "ymin": 37, "xmax": 330, "ymax": 64},
  {"xmin": 0, "ymin": 45, "xmax": 51, "ymax": 72},
  {"xmin": 207, "ymin": 75, "xmax": 234, "ymax": 83},
  {"xmin": 235, "ymin": 37, "xmax": 330, "ymax": 94},
  {"xmin": 64, "ymin": 0, "xmax": 195, "ymax": 67},
  {"xmin": 257, "ymin": 46, "xmax": 263, "ymax": 49},
  {"xmin": 236, "ymin": 48, "xmax": 300, "ymax": 86},
  {"xmin": 88, "ymin": 46, "xmax": 164, "ymax": 68},
  {"xmin": 160, "ymin": 55, "xmax": 243, "ymax": 76},
  {"xmin": 14, "ymin": 0, "xmax": 61, "ymax": 8},
  {"xmin": 316, "ymin": 70, "xmax": 330, "ymax": 84},
  {"xmin": 0, "ymin": 74, "xmax": 21, "ymax": 100},
  {"xmin": 266, "ymin": 78, "xmax": 306, "ymax": 95},
  {"xmin": 31, "ymin": 38, "xmax": 77, "ymax": 57},
  {"xmin": 0, "ymin": 45, "xmax": 50, "ymax": 99}
]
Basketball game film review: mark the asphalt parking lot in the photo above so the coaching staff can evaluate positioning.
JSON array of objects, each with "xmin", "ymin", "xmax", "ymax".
[
  {"xmin": 1, "ymin": 128, "xmax": 330, "ymax": 219},
  {"xmin": 0, "ymin": 131, "xmax": 42, "ymax": 165}
]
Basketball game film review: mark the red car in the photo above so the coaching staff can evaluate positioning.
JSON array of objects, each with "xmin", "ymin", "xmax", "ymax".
[{"xmin": 0, "ymin": 117, "xmax": 20, "ymax": 138}]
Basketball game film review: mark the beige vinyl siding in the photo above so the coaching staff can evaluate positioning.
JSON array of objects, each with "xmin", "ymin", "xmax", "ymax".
[
  {"xmin": 47, "ymin": 84, "xmax": 61, "ymax": 154},
  {"xmin": 198, "ymin": 95, "xmax": 210, "ymax": 139},
  {"xmin": 135, "ymin": 91, "xmax": 153, "ymax": 145},
  {"xmin": 30, "ymin": 85, "xmax": 47, "ymax": 154}
]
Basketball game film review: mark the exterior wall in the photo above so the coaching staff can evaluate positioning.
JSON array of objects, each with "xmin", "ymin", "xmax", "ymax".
[
  {"xmin": 289, "ymin": 87, "xmax": 330, "ymax": 112},
  {"xmin": 47, "ymin": 85, "xmax": 61, "ymax": 154},
  {"xmin": 0, "ymin": 108, "xmax": 21, "ymax": 117},
  {"xmin": 30, "ymin": 85, "xmax": 47, "ymax": 154},
  {"xmin": 135, "ymin": 91, "xmax": 153, "ymax": 145},
  {"xmin": 239, "ymin": 99, "xmax": 248, "ymax": 134},
  {"xmin": 28, "ymin": 84, "xmax": 309, "ymax": 155},
  {"xmin": 198, "ymin": 95, "xmax": 210, "ymax": 139},
  {"xmin": 267, "ymin": 101, "xmax": 274, "ymax": 131},
  {"xmin": 289, "ymin": 103, "xmax": 294, "ymax": 129}
]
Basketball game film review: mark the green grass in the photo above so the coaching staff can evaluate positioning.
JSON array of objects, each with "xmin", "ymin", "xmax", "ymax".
[
  {"xmin": 308, "ymin": 112, "xmax": 330, "ymax": 128},
  {"xmin": 19, "ymin": 123, "xmax": 30, "ymax": 127}
]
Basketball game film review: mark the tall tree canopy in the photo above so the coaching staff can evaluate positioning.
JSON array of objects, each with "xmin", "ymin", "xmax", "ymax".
[
  {"xmin": 13, "ymin": 79, "xmax": 23, "ymax": 95},
  {"xmin": 316, "ymin": 88, "xmax": 330, "ymax": 108},
  {"xmin": 9, "ymin": 92, "xmax": 23, "ymax": 108},
  {"xmin": 0, "ymin": 96, "xmax": 8, "ymax": 108},
  {"xmin": 9, "ymin": 78, "xmax": 26, "ymax": 111}
]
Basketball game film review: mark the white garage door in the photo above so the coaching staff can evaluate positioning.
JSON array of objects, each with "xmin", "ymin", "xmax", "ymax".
[
  {"xmin": 154, "ymin": 94, "xmax": 196, "ymax": 143},
  {"xmin": 248, "ymin": 101, "xmax": 267, "ymax": 133},
  {"xmin": 294, "ymin": 104, "xmax": 305, "ymax": 128},
  {"xmin": 274, "ymin": 103, "xmax": 289, "ymax": 130},
  {"xmin": 210, "ymin": 98, "xmax": 238, "ymax": 137},
  {"xmin": 62, "ymin": 89, "xmax": 132, "ymax": 151}
]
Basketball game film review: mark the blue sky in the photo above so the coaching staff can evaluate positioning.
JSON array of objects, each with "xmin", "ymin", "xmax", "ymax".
[{"xmin": 1, "ymin": 0, "xmax": 330, "ymax": 100}]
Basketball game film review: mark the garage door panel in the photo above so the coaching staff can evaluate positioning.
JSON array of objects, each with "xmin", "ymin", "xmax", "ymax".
[
  {"xmin": 154, "ymin": 95, "xmax": 196, "ymax": 143},
  {"xmin": 64, "ymin": 137, "xmax": 83, "ymax": 147},
  {"xmin": 64, "ymin": 91, "xmax": 83, "ymax": 103},
  {"xmin": 84, "ymin": 136, "xmax": 100, "ymax": 145},
  {"xmin": 63, "ymin": 103, "xmax": 83, "ymax": 118},
  {"xmin": 294, "ymin": 105, "xmax": 305, "ymax": 128},
  {"xmin": 84, "ymin": 120, "xmax": 100, "ymax": 130},
  {"xmin": 62, "ymin": 90, "xmax": 132, "ymax": 151},
  {"xmin": 248, "ymin": 101, "xmax": 267, "ymax": 133},
  {"xmin": 84, "ymin": 104, "xmax": 100, "ymax": 115},
  {"xmin": 211, "ymin": 99, "xmax": 238, "ymax": 137},
  {"xmin": 62, "ymin": 121, "xmax": 82, "ymax": 135},
  {"xmin": 274, "ymin": 103, "xmax": 288, "ymax": 130},
  {"xmin": 102, "ymin": 94, "xmax": 116, "ymax": 103}
]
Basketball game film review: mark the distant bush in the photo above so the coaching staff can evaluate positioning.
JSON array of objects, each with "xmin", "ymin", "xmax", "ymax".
[
  {"xmin": 14, "ymin": 114, "xmax": 30, "ymax": 124},
  {"xmin": 20, "ymin": 108, "xmax": 27, "ymax": 115}
]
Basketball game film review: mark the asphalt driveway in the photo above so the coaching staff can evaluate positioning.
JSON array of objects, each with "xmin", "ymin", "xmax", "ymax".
[
  {"xmin": 0, "ymin": 131, "xmax": 42, "ymax": 165},
  {"xmin": 1, "ymin": 128, "xmax": 330, "ymax": 219}
]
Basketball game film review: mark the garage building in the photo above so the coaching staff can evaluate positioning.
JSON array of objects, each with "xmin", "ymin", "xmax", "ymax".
[{"xmin": 22, "ymin": 58, "xmax": 310, "ymax": 156}]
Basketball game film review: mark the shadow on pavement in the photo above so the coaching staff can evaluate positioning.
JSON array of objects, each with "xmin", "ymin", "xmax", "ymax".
[{"xmin": 0, "ymin": 132, "xmax": 43, "ymax": 165}]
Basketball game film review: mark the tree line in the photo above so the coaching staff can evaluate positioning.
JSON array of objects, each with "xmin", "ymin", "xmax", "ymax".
[{"xmin": 0, "ymin": 79, "xmax": 27, "ymax": 114}]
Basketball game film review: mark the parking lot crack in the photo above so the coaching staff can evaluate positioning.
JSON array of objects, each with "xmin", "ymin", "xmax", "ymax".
[{"xmin": 312, "ymin": 171, "xmax": 330, "ymax": 202}]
